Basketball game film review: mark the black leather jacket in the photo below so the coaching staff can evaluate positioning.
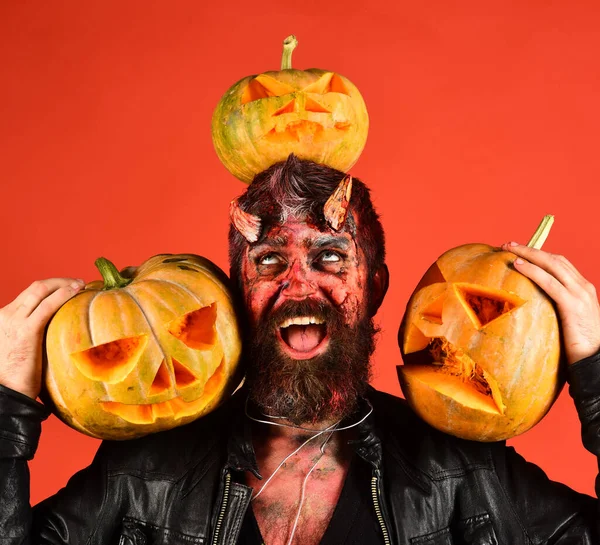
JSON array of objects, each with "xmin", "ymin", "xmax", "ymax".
[{"xmin": 1, "ymin": 351, "xmax": 599, "ymax": 544}]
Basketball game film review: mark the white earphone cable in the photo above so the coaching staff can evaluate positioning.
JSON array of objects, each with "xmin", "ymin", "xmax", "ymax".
[{"xmin": 245, "ymin": 399, "xmax": 373, "ymax": 544}]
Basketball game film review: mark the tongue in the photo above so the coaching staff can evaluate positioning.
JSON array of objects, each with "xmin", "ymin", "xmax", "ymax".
[{"xmin": 284, "ymin": 324, "xmax": 325, "ymax": 352}]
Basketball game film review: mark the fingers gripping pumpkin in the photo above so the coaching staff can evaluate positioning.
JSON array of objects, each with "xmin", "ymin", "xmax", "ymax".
[
  {"xmin": 211, "ymin": 35, "xmax": 369, "ymax": 183},
  {"xmin": 398, "ymin": 217, "xmax": 563, "ymax": 442},
  {"xmin": 44, "ymin": 254, "xmax": 242, "ymax": 440}
]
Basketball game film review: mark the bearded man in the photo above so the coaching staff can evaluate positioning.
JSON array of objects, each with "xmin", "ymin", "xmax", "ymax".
[{"xmin": 1, "ymin": 156, "xmax": 600, "ymax": 544}]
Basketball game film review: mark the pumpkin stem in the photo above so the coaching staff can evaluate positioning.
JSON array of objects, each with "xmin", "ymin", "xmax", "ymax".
[
  {"xmin": 526, "ymin": 215, "xmax": 555, "ymax": 249},
  {"xmin": 95, "ymin": 257, "xmax": 133, "ymax": 290},
  {"xmin": 281, "ymin": 35, "xmax": 298, "ymax": 70}
]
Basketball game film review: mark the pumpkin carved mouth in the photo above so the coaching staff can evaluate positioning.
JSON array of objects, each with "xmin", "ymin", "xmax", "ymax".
[
  {"xmin": 403, "ymin": 338, "xmax": 505, "ymax": 415},
  {"xmin": 264, "ymin": 120, "xmax": 351, "ymax": 144},
  {"xmin": 101, "ymin": 359, "xmax": 226, "ymax": 424}
]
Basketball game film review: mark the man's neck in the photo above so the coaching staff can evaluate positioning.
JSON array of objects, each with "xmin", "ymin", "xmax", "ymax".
[{"xmin": 250, "ymin": 416, "xmax": 354, "ymax": 464}]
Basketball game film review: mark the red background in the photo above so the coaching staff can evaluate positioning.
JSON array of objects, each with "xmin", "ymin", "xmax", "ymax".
[{"xmin": 1, "ymin": 1, "xmax": 599, "ymax": 504}]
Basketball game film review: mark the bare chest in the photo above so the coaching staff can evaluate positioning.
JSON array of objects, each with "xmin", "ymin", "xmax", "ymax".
[{"xmin": 247, "ymin": 456, "xmax": 349, "ymax": 545}]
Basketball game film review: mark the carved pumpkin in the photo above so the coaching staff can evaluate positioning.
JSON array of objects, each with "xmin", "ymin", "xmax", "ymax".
[
  {"xmin": 211, "ymin": 35, "xmax": 369, "ymax": 183},
  {"xmin": 44, "ymin": 254, "xmax": 242, "ymax": 440},
  {"xmin": 398, "ymin": 218, "xmax": 563, "ymax": 441}
]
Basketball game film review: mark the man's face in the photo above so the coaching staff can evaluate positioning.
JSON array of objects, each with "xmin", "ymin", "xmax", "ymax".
[{"xmin": 240, "ymin": 217, "xmax": 376, "ymax": 424}]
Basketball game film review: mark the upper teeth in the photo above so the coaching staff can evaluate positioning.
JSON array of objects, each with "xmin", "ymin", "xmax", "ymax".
[{"xmin": 280, "ymin": 316, "xmax": 324, "ymax": 328}]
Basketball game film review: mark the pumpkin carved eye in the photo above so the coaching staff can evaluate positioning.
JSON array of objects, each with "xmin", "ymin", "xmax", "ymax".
[
  {"xmin": 167, "ymin": 303, "xmax": 218, "ymax": 350},
  {"xmin": 72, "ymin": 335, "xmax": 148, "ymax": 384},
  {"xmin": 454, "ymin": 284, "xmax": 524, "ymax": 328},
  {"xmin": 241, "ymin": 71, "xmax": 351, "ymax": 106},
  {"xmin": 241, "ymin": 74, "xmax": 296, "ymax": 104},
  {"xmin": 71, "ymin": 303, "xmax": 218, "ymax": 385},
  {"xmin": 302, "ymin": 72, "xmax": 350, "ymax": 95}
]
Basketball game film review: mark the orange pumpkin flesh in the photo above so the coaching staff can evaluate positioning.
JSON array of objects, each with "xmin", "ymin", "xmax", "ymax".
[
  {"xmin": 44, "ymin": 254, "xmax": 242, "ymax": 440},
  {"xmin": 398, "ymin": 232, "xmax": 563, "ymax": 442},
  {"xmin": 211, "ymin": 35, "xmax": 369, "ymax": 183}
]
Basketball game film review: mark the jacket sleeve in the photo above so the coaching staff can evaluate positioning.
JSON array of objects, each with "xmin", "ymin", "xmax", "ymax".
[
  {"xmin": 0, "ymin": 384, "xmax": 111, "ymax": 544},
  {"xmin": 491, "ymin": 350, "xmax": 600, "ymax": 544}
]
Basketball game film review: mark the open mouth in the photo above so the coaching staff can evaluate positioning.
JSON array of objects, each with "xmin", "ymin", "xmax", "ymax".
[{"xmin": 277, "ymin": 315, "xmax": 329, "ymax": 360}]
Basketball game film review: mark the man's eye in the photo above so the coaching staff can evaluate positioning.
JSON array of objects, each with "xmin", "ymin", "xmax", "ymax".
[
  {"xmin": 318, "ymin": 251, "xmax": 341, "ymax": 263},
  {"xmin": 259, "ymin": 253, "xmax": 282, "ymax": 265}
]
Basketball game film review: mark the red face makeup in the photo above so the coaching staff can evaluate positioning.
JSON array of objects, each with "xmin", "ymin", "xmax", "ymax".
[{"xmin": 240, "ymin": 219, "xmax": 368, "ymax": 361}]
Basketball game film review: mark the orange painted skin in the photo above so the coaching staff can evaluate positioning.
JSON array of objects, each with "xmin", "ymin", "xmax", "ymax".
[{"xmin": 239, "ymin": 219, "xmax": 369, "ymax": 544}]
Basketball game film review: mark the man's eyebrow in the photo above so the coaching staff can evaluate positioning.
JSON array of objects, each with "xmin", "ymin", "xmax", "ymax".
[
  {"xmin": 250, "ymin": 235, "xmax": 288, "ymax": 251},
  {"xmin": 309, "ymin": 236, "xmax": 350, "ymax": 250}
]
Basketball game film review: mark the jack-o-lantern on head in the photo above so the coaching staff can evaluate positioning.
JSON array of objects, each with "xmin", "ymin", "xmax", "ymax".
[
  {"xmin": 44, "ymin": 254, "xmax": 242, "ymax": 440},
  {"xmin": 398, "ymin": 217, "xmax": 563, "ymax": 442},
  {"xmin": 211, "ymin": 35, "xmax": 369, "ymax": 183}
]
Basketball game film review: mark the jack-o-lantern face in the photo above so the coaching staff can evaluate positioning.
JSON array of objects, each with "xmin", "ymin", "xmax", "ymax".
[
  {"xmin": 398, "ymin": 244, "xmax": 563, "ymax": 442},
  {"xmin": 44, "ymin": 254, "xmax": 242, "ymax": 440},
  {"xmin": 241, "ymin": 71, "xmax": 356, "ymax": 144},
  {"xmin": 211, "ymin": 37, "xmax": 369, "ymax": 183}
]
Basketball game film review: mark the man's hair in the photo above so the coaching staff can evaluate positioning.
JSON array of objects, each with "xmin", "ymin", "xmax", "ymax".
[{"xmin": 228, "ymin": 154, "xmax": 386, "ymax": 292}]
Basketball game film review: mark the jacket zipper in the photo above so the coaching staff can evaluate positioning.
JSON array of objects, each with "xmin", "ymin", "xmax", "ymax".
[
  {"xmin": 371, "ymin": 473, "xmax": 391, "ymax": 545},
  {"xmin": 212, "ymin": 471, "xmax": 232, "ymax": 545}
]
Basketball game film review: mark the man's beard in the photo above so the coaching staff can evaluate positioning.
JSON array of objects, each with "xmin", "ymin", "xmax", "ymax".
[{"xmin": 244, "ymin": 298, "xmax": 377, "ymax": 425}]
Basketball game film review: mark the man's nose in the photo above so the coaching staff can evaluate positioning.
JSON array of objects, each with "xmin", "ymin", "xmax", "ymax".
[{"xmin": 280, "ymin": 261, "xmax": 316, "ymax": 299}]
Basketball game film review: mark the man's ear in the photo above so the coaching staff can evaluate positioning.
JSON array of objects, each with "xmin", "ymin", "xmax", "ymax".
[{"xmin": 369, "ymin": 263, "xmax": 389, "ymax": 316}]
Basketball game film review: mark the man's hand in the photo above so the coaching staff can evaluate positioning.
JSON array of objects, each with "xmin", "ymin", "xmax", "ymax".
[
  {"xmin": 502, "ymin": 242, "xmax": 600, "ymax": 365},
  {"xmin": 0, "ymin": 278, "xmax": 85, "ymax": 399}
]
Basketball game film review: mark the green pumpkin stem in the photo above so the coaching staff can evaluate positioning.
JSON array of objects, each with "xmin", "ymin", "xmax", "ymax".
[
  {"xmin": 527, "ymin": 215, "xmax": 555, "ymax": 249},
  {"xmin": 95, "ymin": 257, "xmax": 133, "ymax": 290},
  {"xmin": 281, "ymin": 35, "xmax": 298, "ymax": 70}
]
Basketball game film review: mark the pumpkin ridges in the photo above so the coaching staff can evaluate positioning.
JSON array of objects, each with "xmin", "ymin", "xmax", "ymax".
[
  {"xmin": 398, "ymin": 232, "xmax": 562, "ymax": 442},
  {"xmin": 211, "ymin": 39, "xmax": 369, "ymax": 183},
  {"xmin": 44, "ymin": 350, "xmax": 94, "ymax": 437},
  {"xmin": 140, "ymin": 268, "xmax": 241, "ymax": 373},
  {"xmin": 115, "ymin": 288, "xmax": 173, "ymax": 399},
  {"xmin": 124, "ymin": 281, "xmax": 225, "ymax": 398},
  {"xmin": 44, "ymin": 254, "xmax": 242, "ymax": 440}
]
